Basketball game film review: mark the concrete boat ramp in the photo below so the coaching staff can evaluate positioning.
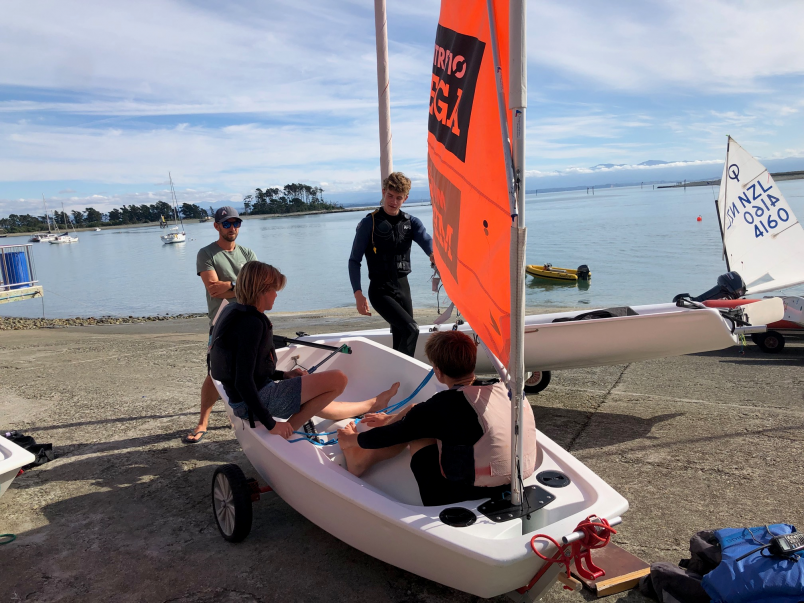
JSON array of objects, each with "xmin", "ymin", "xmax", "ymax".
[{"xmin": 0, "ymin": 312, "xmax": 802, "ymax": 602}]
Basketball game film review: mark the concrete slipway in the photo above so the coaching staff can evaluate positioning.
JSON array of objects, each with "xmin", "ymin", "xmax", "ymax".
[{"xmin": 0, "ymin": 309, "xmax": 802, "ymax": 602}]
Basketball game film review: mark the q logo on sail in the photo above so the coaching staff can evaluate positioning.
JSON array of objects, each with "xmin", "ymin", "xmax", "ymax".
[{"xmin": 429, "ymin": 25, "xmax": 486, "ymax": 162}]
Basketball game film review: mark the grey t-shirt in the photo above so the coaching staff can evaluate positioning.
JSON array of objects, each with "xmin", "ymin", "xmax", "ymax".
[{"xmin": 196, "ymin": 242, "xmax": 257, "ymax": 324}]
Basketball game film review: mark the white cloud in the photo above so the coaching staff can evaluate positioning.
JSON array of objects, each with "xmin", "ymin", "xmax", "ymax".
[{"xmin": 529, "ymin": 0, "xmax": 804, "ymax": 92}]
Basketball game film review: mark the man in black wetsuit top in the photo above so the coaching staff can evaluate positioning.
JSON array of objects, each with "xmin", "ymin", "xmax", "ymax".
[{"xmin": 348, "ymin": 172, "xmax": 434, "ymax": 357}]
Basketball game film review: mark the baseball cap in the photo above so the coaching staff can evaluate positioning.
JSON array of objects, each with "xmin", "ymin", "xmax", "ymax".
[{"xmin": 214, "ymin": 206, "xmax": 240, "ymax": 223}]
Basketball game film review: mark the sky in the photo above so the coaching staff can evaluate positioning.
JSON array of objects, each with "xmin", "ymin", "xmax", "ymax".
[{"xmin": 2, "ymin": 0, "xmax": 804, "ymax": 217}]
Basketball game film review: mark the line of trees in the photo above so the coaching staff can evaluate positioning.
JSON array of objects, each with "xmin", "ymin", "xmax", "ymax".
[
  {"xmin": 243, "ymin": 183, "xmax": 342, "ymax": 215},
  {"xmin": 0, "ymin": 201, "xmax": 210, "ymax": 233},
  {"xmin": 1, "ymin": 183, "xmax": 343, "ymax": 233}
]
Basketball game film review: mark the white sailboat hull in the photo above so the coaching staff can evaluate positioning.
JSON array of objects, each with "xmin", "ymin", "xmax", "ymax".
[
  {"xmin": 160, "ymin": 232, "xmax": 186, "ymax": 244},
  {"xmin": 48, "ymin": 235, "xmax": 78, "ymax": 244},
  {"xmin": 215, "ymin": 337, "xmax": 628, "ymax": 598},
  {"xmin": 302, "ymin": 303, "xmax": 742, "ymax": 373},
  {"xmin": 0, "ymin": 436, "xmax": 35, "ymax": 500}
]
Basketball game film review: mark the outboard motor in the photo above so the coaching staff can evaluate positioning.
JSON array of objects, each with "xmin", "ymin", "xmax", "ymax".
[
  {"xmin": 576, "ymin": 264, "xmax": 590, "ymax": 281},
  {"xmin": 673, "ymin": 271, "xmax": 747, "ymax": 303}
]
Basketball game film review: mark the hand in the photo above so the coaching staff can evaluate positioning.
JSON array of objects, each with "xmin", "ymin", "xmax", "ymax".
[
  {"xmin": 429, "ymin": 254, "xmax": 437, "ymax": 270},
  {"xmin": 336, "ymin": 421, "xmax": 360, "ymax": 449},
  {"xmin": 362, "ymin": 412, "xmax": 392, "ymax": 428},
  {"xmin": 208, "ymin": 280, "xmax": 232, "ymax": 298},
  {"xmin": 269, "ymin": 422, "xmax": 294, "ymax": 439},
  {"xmin": 354, "ymin": 291, "xmax": 371, "ymax": 316},
  {"xmin": 283, "ymin": 368, "xmax": 308, "ymax": 379}
]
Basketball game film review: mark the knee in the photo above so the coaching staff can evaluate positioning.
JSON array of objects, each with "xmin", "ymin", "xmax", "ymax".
[
  {"xmin": 331, "ymin": 370, "xmax": 348, "ymax": 393},
  {"xmin": 405, "ymin": 322, "xmax": 419, "ymax": 338}
]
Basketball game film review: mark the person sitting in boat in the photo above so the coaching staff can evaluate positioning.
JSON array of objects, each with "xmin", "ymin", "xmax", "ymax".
[
  {"xmin": 337, "ymin": 330, "xmax": 538, "ymax": 506},
  {"xmin": 209, "ymin": 260, "xmax": 399, "ymax": 439}
]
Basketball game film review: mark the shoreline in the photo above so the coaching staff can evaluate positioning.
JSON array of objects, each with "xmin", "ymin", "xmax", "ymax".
[
  {"xmin": 657, "ymin": 170, "xmax": 804, "ymax": 189},
  {"xmin": 0, "ymin": 203, "xmax": 433, "ymax": 239}
]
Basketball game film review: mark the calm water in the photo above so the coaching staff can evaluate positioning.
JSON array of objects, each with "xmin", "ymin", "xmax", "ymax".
[{"xmin": 5, "ymin": 181, "xmax": 804, "ymax": 319}]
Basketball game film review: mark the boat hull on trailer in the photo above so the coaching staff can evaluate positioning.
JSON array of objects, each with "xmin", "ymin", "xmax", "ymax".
[
  {"xmin": 216, "ymin": 337, "xmax": 628, "ymax": 598},
  {"xmin": 301, "ymin": 303, "xmax": 743, "ymax": 374},
  {"xmin": 0, "ymin": 436, "xmax": 35, "ymax": 500}
]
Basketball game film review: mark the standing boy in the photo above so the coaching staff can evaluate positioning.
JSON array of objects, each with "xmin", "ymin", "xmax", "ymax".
[{"xmin": 348, "ymin": 172, "xmax": 434, "ymax": 357}]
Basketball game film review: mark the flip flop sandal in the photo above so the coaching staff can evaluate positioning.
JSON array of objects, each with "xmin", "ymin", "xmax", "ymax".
[{"xmin": 182, "ymin": 430, "xmax": 207, "ymax": 444}]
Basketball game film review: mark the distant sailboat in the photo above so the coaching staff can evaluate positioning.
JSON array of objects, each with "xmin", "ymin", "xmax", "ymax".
[
  {"xmin": 30, "ymin": 195, "xmax": 59, "ymax": 242},
  {"xmin": 715, "ymin": 137, "xmax": 804, "ymax": 294},
  {"xmin": 49, "ymin": 203, "xmax": 78, "ymax": 244},
  {"xmin": 160, "ymin": 173, "xmax": 186, "ymax": 244}
]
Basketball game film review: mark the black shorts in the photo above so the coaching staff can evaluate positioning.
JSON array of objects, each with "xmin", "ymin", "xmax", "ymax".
[{"xmin": 410, "ymin": 444, "xmax": 507, "ymax": 507}]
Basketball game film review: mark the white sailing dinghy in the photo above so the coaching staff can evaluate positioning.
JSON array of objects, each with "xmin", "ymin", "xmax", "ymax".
[
  {"xmin": 707, "ymin": 137, "xmax": 804, "ymax": 344},
  {"xmin": 211, "ymin": 1, "xmax": 634, "ymax": 598},
  {"xmin": 715, "ymin": 137, "xmax": 804, "ymax": 295},
  {"xmin": 160, "ymin": 173, "xmax": 186, "ymax": 245}
]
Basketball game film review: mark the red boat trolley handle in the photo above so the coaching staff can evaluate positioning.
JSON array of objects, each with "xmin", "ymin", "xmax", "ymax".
[{"xmin": 518, "ymin": 515, "xmax": 618, "ymax": 593}]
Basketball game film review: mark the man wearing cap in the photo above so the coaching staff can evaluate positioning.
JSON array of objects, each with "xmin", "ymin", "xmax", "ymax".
[{"xmin": 184, "ymin": 206, "xmax": 257, "ymax": 444}]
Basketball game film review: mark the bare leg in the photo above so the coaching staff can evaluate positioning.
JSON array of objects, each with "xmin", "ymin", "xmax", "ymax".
[
  {"xmin": 185, "ymin": 374, "xmax": 219, "ymax": 442},
  {"xmin": 337, "ymin": 422, "xmax": 408, "ymax": 477},
  {"xmin": 317, "ymin": 381, "xmax": 400, "ymax": 420}
]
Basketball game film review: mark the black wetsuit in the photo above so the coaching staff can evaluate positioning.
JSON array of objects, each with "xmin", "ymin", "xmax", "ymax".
[
  {"xmin": 348, "ymin": 208, "xmax": 433, "ymax": 357},
  {"xmin": 356, "ymin": 381, "xmax": 509, "ymax": 506}
]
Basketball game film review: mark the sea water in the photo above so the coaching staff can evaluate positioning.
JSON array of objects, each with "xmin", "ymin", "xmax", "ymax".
[{"xmin": 4, "ymin": 181, "xmax": 804, "ymax": 319}]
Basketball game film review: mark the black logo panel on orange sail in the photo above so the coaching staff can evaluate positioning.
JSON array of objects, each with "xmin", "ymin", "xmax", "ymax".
[{"xmin": 428, "ymin": 25, "xmax": 485, "ymax": 162}]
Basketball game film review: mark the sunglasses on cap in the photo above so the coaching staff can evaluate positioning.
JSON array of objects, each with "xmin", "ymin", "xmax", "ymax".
[{"xmin": 220, "ymin": 219, "xmax": 242, "ymax": 229}]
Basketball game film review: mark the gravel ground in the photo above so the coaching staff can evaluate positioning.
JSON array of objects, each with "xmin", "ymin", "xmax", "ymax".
[{"xmin": 0, "ymin": 309, "xmax": 802, "ymax": 603}]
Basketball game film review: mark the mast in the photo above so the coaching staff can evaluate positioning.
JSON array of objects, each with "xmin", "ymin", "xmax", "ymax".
[
  {"xmin": 169, "ymin": 173, "xmax": 185, "ymax": 232},
  {"xmin": 42, "ymin": 195, "xmax": 52, "ymax": 234},
  {"xmin": 508, "ymin": 0, "xmax": 528, "ymax": 507},
  {"xmin": 374, "ymin": 0, "xmax": 393, "ymax": 182},
  {"xmin": 486, "ymin": 0, "xmax": 527, "ymax": 507},
  {"xmin": 716, "ymin": 136, "xmax": 731, "ymax": 271}
]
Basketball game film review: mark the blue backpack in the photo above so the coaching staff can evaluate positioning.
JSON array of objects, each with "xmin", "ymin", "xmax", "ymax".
[{"xmin": 702, "ymin": 524, "xmax": 804, "ymax": 603}]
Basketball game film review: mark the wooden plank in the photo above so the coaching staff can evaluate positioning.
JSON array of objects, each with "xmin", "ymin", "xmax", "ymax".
[
  {"xmin": 571, "ymin": 542, "xmax": 650, "ymax": 597},
  {"xmin": 0, "ymin": 286, "xmax": 43, "ymax": 305}
]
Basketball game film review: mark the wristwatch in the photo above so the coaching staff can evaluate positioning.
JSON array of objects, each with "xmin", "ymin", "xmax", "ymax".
[{"xmin": 230, "ymin": 280, "xmax": 236, "ymax": 291}]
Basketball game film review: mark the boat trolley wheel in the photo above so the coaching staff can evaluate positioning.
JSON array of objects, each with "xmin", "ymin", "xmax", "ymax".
[
  {"xmin": 212, "ymin": 464, "xmax": 253, "ymax": 543},
  {"xmin": 524, "ymin": 370, "xmax": 552, "ymax": 395},
  {"xmin": 751, "ymin": 331, "xmax": 785, "ymax": 354}
]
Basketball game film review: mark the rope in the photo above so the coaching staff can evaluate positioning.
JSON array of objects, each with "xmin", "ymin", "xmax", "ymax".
[
  {"xmin": 358, "ymin": 369, "xmax": 434, "ymax": 419},
  {"xmin": 0, "ymin": 534, "xmax": 16, "ymax": 545}
]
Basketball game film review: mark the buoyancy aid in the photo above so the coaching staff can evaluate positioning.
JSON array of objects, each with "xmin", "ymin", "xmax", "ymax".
[
  {"xmin": 438, "ymin": 381, "xmax": 538, "ymax": 487},
  {"xmin": 701, "ymin": 524, "xmax": 804, "ymax": 603},
  {"xmin": 365, "ymin": 209, "xmax": 413, "ymax": 282}
]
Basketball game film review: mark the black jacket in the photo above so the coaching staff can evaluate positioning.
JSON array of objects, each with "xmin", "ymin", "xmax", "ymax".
[{"xmin": 209, "ymin": 303, "xmax": 284, "ymax": 429}]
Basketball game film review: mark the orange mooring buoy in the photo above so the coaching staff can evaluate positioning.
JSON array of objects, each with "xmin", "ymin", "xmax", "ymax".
[{"xmin": 697, "ymin": 216, "xmax": 702, "ymax": 222}]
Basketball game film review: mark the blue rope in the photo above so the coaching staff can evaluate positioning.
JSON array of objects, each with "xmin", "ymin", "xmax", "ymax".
[
  {"xmin": 355, "ymin": 369, "xmax": 435, "ymax": 423},
  {"xmin": 288, "ymin": 369, "xmax": 435, "ymax": 446}
]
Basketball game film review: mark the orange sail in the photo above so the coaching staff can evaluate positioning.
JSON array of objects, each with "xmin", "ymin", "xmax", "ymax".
[{"xmin": 428, "ymin": 0, "xmax": 513, "ymax": 366}]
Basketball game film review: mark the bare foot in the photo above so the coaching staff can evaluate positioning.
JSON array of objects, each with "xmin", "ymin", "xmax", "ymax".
[
  {"xmin": 370, "ymin": 382, "xmax": 400, "ymax": 413},
  {"xmin": 340, "ymin": 442, "xmax": 372, "ymax": 476}
]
